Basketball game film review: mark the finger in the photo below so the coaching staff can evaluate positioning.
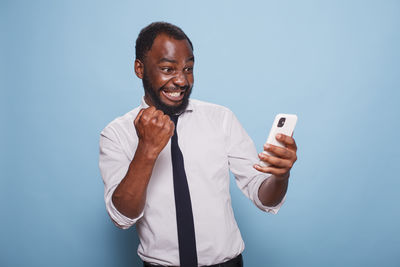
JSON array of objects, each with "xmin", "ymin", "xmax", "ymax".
[
  {"xmin": 276, "ymin": 134, "xmax": 297, "ymax": 151},
  {"xmin": 258, "ymin": 153, "xmax": 293, "ymax": 168},
  {"xmin": 160, "ymin": 119, "xmax": 175, "ymax": 136},
  {"xmin": 162, "ymin": 115, "xmax": 175, "ymax": 136},
  {"xmin": 253, "ymin": 164, "xmax": 289, "ymax": 176},
  {"xmin": 140, "ymin": 106, "xmax": 157, "ymax": 124},
  {"xmin": 153, "ymin": 114, "xmax": 171, "ymax": 131},
  {"xmin": 134, "ymin": 109, "xmax": 145, "ymax": 126},
  {"xmin": 145, "ymin": 106, "xmax": 157, "ymax": 114},
  {"xmin": 153, "ymin": 109, "xmax": 164, "ymax": 119},
  {"xmin": 143, "ymin": 106, "xmax": 157, "ymax": 117},
  {"xmin": 263, "ymin": 144, "xmax": 295, "ymax": 159},
  {"xmin": 161, "ymin": 114, "xmax": 173, "ymax": 127},
  {"xmin": 149, "ymin": 109, "xmax": 164, "ymax": 124}
]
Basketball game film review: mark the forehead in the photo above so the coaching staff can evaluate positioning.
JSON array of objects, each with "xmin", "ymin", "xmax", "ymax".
[{"xmin": 145, "ymin": 34, "xmax": 193, "ymax": 62}]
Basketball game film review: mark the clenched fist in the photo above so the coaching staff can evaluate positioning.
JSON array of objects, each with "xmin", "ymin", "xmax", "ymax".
[{"xmin": 134, "ymin": 106, "xmax": 175, "ymax": 158}]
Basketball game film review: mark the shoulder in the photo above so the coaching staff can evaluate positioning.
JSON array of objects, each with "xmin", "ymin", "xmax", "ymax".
[
  {"xmin": 188, "ymin": 99, "xmax": 238, "ymax": 133},
  {"xmin": 100, "ymin": 106, "xmax": 141, "ymax": 139},
  {"xmin": 189, "ymin": 99, "xmax": 234, "ymax": 117}
]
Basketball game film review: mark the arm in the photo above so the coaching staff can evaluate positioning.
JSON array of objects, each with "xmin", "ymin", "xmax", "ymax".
[
  {"xmin": 112, "ymin": 107, "xmax": 174, "ymax": 219},
  {"xmin": 254, "ymin": 134, "xmax": 298, "ymax": 207}
]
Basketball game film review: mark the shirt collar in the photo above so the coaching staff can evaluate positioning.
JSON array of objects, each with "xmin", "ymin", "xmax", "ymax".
[{"xmin": 139, "ymin": 96, "xmax": 195, "ymax": 113}]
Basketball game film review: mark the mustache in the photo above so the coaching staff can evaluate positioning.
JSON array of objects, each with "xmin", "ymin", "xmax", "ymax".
[{"xmin": 160, "ymin": 85, "xmax": 190, "ymax": 92}]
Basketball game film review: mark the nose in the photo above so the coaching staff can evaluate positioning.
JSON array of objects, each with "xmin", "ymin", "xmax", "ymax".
[{"xmin": 172, "ymin": 71, "xmax": 188, "ymax": 88}]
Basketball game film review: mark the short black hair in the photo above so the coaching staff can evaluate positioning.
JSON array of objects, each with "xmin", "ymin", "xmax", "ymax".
[{"xmin": 135, "ymin": 22, "xmax": 193, "ymax": 61}]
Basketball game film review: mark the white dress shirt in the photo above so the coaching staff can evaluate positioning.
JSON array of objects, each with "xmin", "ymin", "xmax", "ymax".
[{"xmin": 99, "ymin": 98, "xmax": 285, "ymax": 266}]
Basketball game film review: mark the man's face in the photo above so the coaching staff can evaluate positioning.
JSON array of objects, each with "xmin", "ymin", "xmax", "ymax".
[{"xmin": 139, "ymin": 34, "xmax": 194, "ymax": 115}]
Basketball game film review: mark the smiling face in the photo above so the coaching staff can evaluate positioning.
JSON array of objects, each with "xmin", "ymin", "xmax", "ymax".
[{"xmin": 135, "ymin": 33, "xmax": 194, "ymax": 115}]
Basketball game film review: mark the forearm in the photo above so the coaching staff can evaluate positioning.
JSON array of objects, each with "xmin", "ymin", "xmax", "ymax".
[
  {"xmin": 112, "ymin": 142, "xmax": 158, "ymax": 219},
  {"xmin": 258, "ymin": 173, "xmax": 289, "ymax": 207}
]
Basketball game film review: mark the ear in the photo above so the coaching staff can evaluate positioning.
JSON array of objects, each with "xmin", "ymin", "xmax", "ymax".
[{"xmin": 134, "ymin": 59, "xmax": 144, "ymax": 79}]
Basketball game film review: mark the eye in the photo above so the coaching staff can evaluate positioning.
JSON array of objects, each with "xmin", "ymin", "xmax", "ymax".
[
  {"xmin": 184, "ymin": 66, "xmax": 193, "ymax": 73},
  {"xmin": 160, "ymin": 67, "xmax": 174, "ymax": 74}
]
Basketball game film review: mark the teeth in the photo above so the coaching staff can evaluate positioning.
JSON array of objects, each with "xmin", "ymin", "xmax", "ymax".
[{"xmin": 167, "ymin": 92, "xmax": 181, "ymax": 97}]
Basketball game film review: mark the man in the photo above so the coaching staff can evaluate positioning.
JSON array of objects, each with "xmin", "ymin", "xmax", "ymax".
[{"xmin": 99, "ymin": 22, "xmax": 297, "ymax": 267}]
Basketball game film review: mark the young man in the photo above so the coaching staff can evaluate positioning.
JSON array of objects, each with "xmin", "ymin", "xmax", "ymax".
[{"xmin": 99, "ymin": 22, "xmax": 298, "ymax": 267}]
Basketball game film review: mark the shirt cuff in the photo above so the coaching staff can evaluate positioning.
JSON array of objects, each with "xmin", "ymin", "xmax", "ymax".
[
  {"xmin": 105, "ymin": 187, "xmax": 144, "ymax": 229},
  {"xmin": 253, "ymin": 176, "xmax": 286, "ymax": 214}
]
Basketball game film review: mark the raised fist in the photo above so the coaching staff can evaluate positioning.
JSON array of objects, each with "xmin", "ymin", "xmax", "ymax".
[{"xmin": 134, "ymin": 106, "xmax": 175, "ymax": 157}]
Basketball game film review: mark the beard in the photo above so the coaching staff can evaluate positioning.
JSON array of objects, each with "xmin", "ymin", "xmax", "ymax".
[{"xmin": 142, "ymin": 71, "xmax": 192, "ymax": 116}]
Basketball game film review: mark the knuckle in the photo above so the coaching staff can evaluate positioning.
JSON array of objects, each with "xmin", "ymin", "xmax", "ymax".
[
  {"xmin": 259, "ymin": 166, "xmax": 268, "ymax": 173},
  {"xmin": 155, "ymin": 121, "xmax": 164, "ymax": 128},
  {"xmin": 161, "ymin": 124, "xmax": 170, "ymax": 131},
  {"xmin": 263, "ymin": 155, "xmax": 272, "ymax": 163},
  {"xmin": 267, "ymin": 145, "xmax": 275, "ymax": 152},
  {"xmin": 141, "ymin": 113, "xmax": 150, "ymax": 121},
  {"xmin": 154, "ymin": 110, "xmax": 163, "ymax": 117}
]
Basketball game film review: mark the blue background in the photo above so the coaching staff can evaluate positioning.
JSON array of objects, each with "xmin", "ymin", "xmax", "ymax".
[{"xmin": 1, "ymin": 0, "xmax": 400, "ymax": 266}]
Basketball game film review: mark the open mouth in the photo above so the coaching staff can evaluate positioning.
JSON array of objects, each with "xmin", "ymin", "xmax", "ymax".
[{"xmin": 161, "ymin": 89, "xmax": 185, "ymax": 102}]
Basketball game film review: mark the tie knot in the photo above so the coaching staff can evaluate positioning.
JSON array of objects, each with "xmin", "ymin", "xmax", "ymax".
[{"xmin": 170, "ymin": 114, "xmax": 179, "ymax": 125}]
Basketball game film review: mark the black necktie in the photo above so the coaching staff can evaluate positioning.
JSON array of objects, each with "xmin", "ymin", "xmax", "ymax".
[{"xmin": 170, "ymin": 114, "xmax": 198, "ymax": 267}]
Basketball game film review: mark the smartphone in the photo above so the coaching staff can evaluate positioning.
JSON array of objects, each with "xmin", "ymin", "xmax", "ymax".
[{"xmin": 259, "ymin": 114, "xmax": 298, "ymax": 167}]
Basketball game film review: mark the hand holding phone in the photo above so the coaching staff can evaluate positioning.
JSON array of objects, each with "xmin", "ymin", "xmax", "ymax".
[{"xmin": 259, "ymin": 114, "xmax": 298, "ymax": 167}]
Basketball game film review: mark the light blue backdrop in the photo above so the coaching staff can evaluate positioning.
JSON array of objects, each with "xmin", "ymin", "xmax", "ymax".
[{"xmin": 1, "ymin": 0, "xmax": 399, "ymax": 266}]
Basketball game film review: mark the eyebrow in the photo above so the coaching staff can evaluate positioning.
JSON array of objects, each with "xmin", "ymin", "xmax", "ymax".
[
  {"xmin": 187, "ymin": 56, "xmax": 195, "ymax": 63},
  {"xmin": 158, "ymin": 58, "xmax": 176, "ymax": 64},
  {"xmin": 158, "ymin": 56, "xmax": 195, "ymax": 64}
]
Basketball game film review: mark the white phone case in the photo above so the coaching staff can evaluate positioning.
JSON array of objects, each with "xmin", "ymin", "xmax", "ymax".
[{"xmin": 259, "ymin": 113, "xmax": 298, "ymax": 167}]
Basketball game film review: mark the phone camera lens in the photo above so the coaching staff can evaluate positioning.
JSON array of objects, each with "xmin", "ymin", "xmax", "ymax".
[{"xmin": 277, "ymin": 117, "xmax": 286, "ymax": 127}]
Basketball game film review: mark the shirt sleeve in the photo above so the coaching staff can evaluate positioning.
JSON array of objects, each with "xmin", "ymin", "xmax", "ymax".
[
  {"xmin": 99, "ymin": 125, "xmax": 143, "ymax": 229},
  {"xmin": 225, "ymin": 110, "xmax": 285, "ymax": 214}
]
